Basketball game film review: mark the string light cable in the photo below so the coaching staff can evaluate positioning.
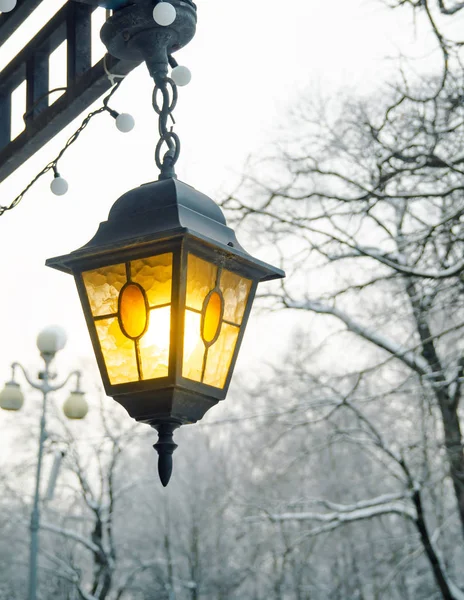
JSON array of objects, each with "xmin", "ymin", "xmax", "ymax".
[
  {"xmin": 0, "ymin": 75, "xmax": 134, "ymax": 216},
  {"xmin": 0, "ymin": 2, "xmax": 195, "ymax": 215}
]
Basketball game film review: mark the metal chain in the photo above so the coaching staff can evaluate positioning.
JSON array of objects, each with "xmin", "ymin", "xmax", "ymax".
[{"xmin": 153, "ymin": 76, "xmax": 180, "ymax": 180}]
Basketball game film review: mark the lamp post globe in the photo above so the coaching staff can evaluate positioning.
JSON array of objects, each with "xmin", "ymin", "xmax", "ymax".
[
  {"xmin": 0, "ymin": 381, "xmax": 24, "ymax": 411},
  {"xmin": 63, "ymin": 391, "xmax": 89, "ymax": 420},
  {"xmin": 36, "ymin": 325, "xmax": 67, "ymax": 357}
]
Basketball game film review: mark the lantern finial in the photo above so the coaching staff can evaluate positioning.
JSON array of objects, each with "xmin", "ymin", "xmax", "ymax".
[{"xmin": 153, "ymin": 422, "xmax": 180, "ymax": 487}]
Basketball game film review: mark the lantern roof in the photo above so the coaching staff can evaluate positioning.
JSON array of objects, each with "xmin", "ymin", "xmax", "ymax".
[{"xmin": 46, "ymin": 178, "xmax": 285, "ymax": 282}]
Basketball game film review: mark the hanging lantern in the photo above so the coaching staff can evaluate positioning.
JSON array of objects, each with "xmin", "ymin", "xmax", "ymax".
[
  {"xmin": 46, "ymin": 179, "xmax": 284, "ymax": 484},
  {"xmin": 46, "ymin": 0, "xmax": 284, "ymax": 485}
]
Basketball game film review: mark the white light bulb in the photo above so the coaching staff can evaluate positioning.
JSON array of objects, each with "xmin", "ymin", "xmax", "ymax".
[
  {"xmin": 0, "ymin": 0, "xmax": 17, "ymax": 13},
  {"xmin": 153, "ymin": 2, "xmax": 176, "ymax": 26},
  {"xmin": 51, "ymin": 176, "xmax": 68, "ymax": 196},
  {"xmin": 171, "ymin": 65, "xmax": 192, "ymax": 87},
  {"xmin": 115, "ymin": 113, "xmax": 135, "ymax": 133}
]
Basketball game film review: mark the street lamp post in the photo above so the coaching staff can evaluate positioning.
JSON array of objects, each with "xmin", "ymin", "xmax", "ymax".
[{"xmin": 0, "ymin": 325, "xmax": 89, "ymax": 600}]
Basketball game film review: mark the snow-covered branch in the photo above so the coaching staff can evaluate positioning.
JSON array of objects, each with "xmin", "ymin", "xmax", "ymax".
[
  {"xmin": 330, "ymin": 246, "xmax": 464, "ymax": 279},
  {"xmin": 264, "ymin": 500, "xmax": 416, "ymax": 527},
  {"xmin": 283, "ymin": 297, "xmax": 432, "ymax": 377},
  {"xmin": 437, "ymin": 0, "xmax": 464, "ymax": 15},
  {"xmin": 312, "ymin": 491, "xmax": 411, "ymax": 513},
  {"xmin": 41, "ymin": 522, "xmax": 101, "ymax": 554}
]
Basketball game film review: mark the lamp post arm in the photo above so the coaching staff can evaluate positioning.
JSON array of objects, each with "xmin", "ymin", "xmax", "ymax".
[
  {"xmin": 11, "ymin": 362, "xmax": 45, "ymax": 392},
  {"xmin": 48, "ymin": 370, "xmax": 82, "ymax": 394}
]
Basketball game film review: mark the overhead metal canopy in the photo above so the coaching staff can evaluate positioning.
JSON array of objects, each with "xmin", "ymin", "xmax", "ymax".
[{"xmin": 0, "ymin": 0, "xmax": 140, "ymax": 185}]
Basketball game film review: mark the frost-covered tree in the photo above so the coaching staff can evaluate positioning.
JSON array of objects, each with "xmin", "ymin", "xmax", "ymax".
[{"xmin": 219, "ymin": 1, "xmax": 464, "ymax": 598}]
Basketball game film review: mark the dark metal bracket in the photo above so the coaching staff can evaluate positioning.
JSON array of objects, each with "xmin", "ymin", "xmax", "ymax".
[{"xmin": 0, "ymin": 1, "xmax": 140, "ymax": 185}]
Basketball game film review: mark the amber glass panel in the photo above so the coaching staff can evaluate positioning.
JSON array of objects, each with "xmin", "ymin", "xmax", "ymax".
[
  {"xmin": 139, "ymin": 306, "xmax": 171, "ymax": 380},
  {"xmin": 95, "ymin": 318, "xmax": 138, "ymax": 385},
  {"xmin": 202, "ymin": 292, "xmax": 223, "ymax": 343},
  {"xmin": 203, "ymin": 323, "xmax": 240, "ymax": 388},
  {"xmin": 131, "ymin": 253, "xmax": 173, "ymax": 307},
  {"xmin": 186, "ymin": 254, "xmax": 217, "ymax": 311},
  {"xmin": 119, "ymin": 284, "xmax": 148, "ymax": 339},
  {"xmin": 83, "ymin": 263, "xmax": 126, "ymax": 317},
  {"xmin": 220, "ymin": 269, "xmax": 252, "ymax": 325},
  {"xmin": 182, "ymin": 309, "xmax": 205, "ymax": 382}
]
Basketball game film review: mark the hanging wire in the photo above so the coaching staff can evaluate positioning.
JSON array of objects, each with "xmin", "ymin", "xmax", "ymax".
[{"xmin": 0, "ymin": 79, "xmax": 124, "ymax": 217}]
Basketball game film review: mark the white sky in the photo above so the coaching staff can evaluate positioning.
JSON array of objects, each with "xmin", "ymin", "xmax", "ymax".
[{"xmin": 0, "ymin": 0, "xmax": 428, "ymax": 408}]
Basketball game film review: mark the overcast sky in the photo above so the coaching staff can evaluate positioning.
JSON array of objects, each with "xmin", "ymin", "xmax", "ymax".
[{"xmin": 0, "ymin": 0, "xmax": 428, "ymax": 412}]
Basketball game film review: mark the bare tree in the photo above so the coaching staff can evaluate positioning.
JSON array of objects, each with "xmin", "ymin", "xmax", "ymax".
[{"xmin": 220, "ymin": 1, "xmax": 464, "ymax": 597}]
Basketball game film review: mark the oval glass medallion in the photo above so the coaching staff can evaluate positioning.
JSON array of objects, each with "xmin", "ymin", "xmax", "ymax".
[
  {"xmin": 202, "ymin": 291, "xmax": 223, "ymax": 344},
  {"xmin": 119, "ymin": 284, "xmax": 148, "ymax": 339}
]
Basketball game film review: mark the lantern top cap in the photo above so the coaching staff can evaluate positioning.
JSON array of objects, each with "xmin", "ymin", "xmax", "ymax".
[
  {"xmin": 108, "ymin": 178, "xmax": 227, "ymax": 226},
  {"xmin": 46, "ymin": 178, "xmax": 285, "ymax": 282}
]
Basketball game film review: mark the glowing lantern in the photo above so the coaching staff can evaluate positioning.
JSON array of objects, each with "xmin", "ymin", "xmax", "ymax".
[{"xmin": 46, "ymin": 179, "xmax": 284, "ymax": 485}]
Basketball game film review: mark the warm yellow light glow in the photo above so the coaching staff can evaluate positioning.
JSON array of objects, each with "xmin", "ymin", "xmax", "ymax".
[{"xmin": 139, "ymin": 306, "xmax": 171, "ymax": 379}]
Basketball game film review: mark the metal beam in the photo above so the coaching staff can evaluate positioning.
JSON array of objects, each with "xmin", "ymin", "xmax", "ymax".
[
  {"xmin": 0, "ymin": 54, "xmax": 139, "ymax": 184},
  {"xmin": 0, "ymin": 1, "xmax": 140, "ymax": 185}
]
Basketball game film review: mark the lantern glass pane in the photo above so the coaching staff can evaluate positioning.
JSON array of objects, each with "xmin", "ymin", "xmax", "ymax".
[
  {"xmin": 185, "ymin": 254, "xmax": 217, "ymax": 311},
  {"xmin": 82, "ymin": 263, "xmax": 126, "ymax": 317},
  {"xmin": 182, "ymin": 309, "xmax": 205, "ymax": 382},
  {"xmin": 220, "ymin": 270, "xmax": 252, "ymax": 325},
  {"xmin": 95, "ymin": 317, "xmax": 139, "ymax": 385},
  {"xmin": 131, "ymin": 254, "xmax": 173, "ymax": 307},
  {"xmin": 182, "ymin": 253, "xmax": 252, "ymax": 389},
  {"xmin": 203, "ymin": 323, "xmax": 240, "ymax": 388},
  {"xmin": 82, "ymin": 253, "xmax": 173, "ymax": 385}
]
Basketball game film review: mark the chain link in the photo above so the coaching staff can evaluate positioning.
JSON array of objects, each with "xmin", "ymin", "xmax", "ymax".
[{"xmin": 153, "ymin": 77, "xmax": 181, "ymax": 179}]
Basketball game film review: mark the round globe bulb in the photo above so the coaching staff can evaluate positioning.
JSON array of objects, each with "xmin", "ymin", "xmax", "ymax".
[
  {"xmin": 37, "ymin": 325, "xmax": 67, "ymax": 356},
  {"xmin": 171, "ymin": 65, "xmax": 192, "ymax": 87},
  {"xmin": 63, "ymin": 392, "xmax": 88, "ymax": 420},
  {"xmin": 0, "ymin": 382, "xmax": 24, "ymax": 411},
  {"xmin": 153, "ymin": 2, "xmax": 176, "ymax": 26},
  {"xmin": 0, "ymin": 0, "xmax": 17, "ymax": 13},
  {"xmin": 115, "ymin": 113, "xmax": 135, "ymax": 133},
  {"xmin": 51, "ymin": 176, "xmax": 68, "ymax": 196}
]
